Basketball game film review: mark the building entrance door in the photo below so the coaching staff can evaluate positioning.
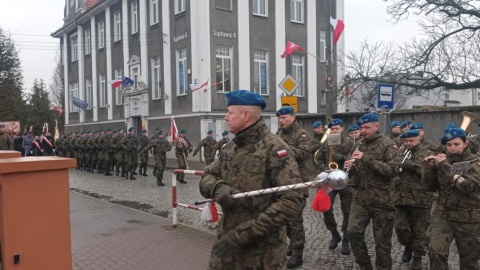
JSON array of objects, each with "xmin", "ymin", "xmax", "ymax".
[{"xmin": 132, "ymin": 117, "xmax": 142, "ymax": 135}]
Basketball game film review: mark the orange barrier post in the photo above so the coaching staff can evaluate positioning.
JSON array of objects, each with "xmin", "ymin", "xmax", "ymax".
[{"xmin": 0, "ymin": 157, "xmax": 76, "ymax": 270}]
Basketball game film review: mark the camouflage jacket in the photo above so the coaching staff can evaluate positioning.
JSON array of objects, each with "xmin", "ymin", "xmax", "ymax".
[
  {"xmin": 277, "ymin": 121, "xmax": 311, "ymax": 181},
  {"xmin": 468, "ymin": 135, "xmax": 480, "ymax": 155},
  {"xmin": 143, "ymin": 138, "xmax": 172, "ymax": 159},
  {"xmin": 137, "ymin": 135, "xmax": 149, "ymax": 152},
  {"xmin": 199, "ymin": 119, "xmax": 304, "ymax": 245},
  {"xmin": 394, "ymin": 136, "xmax": 404, "ymax": 147},
  {"xmin": 62, "ymin": 137, "xmax": 74, "ymax": 152},
  {"xmin": 54, "ymin": 137, "xmax": 64, "ymax": 151},
  {"xmin": 316, "ymin": 135, "xmax": 353, "ymax": 174},
  {"xmin": 119, "ymin": 134, "xmax": 139, "ymax": 154},
  {"xmin": 193, "ymin": 136, "xmax": 216, "ymax": 157},
  {"xmin": 348, "ymin": 132, "xmax": 401, "ymax": 208},
  {"xmin": 0, "ymin": 132, "xmax": 13, "ymax": 150},
  {"xmin": 423, "ymin": 149, "xmax": 480, "ymax": 222},
  {"xmin": 421, "ymin": 138, "xmax": 438, "ymax": 153},
  {"xmin": 213, "ymin": 138, "xmax": 230, "ymax": 156},
  {"xmin": 394, "ymin": 144, "xmax": 434, "ymax": 208},
  {"xmin": 175, "ymin": 136, "xmax": 192, "ymax": 155},
  {"xmin": 110, "ymin": 134, "xmax": 122, "ymax": 151},
  {"xmin": 310, "ymin": 132, "xmax": 324, "ymax": 154}
]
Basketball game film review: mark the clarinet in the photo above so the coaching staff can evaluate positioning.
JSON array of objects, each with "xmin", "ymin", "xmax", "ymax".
[{"xmin": 345, "ymin": 138, "xmax": 364, "ymax": 173}]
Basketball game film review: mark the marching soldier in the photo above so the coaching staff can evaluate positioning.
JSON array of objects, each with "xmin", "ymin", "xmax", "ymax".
[
  {"xmin": 423, "ymin": 128, "xmax": 480, "ymax": 269},
  {"xmin": 199, "ymin": 90, "xmax": 304, "ymax": 269},
  {"xmin": 276, "ymin": 106, "xmax": 311, "ymax": 269},
  {"xmin": 310, "ymin": 121, "xmax": 324, "ymax": 153},
  {"xmin": 394, "ymin": 129, "xmax": 434, "ymax": 270},
  {"xmin": 137, "ymin": 130, "xmax": 150, "ymax": 176},
  {"xmin": 213, "ymin": 131, "xmax": 229, "ymax": 157},
  {"xmin": 119, "ymin": 127, "xmax": 138, "ymax": 180},
  {"xmin": 88, "ymin": 131, "xmax": 99, "ymax": 173},
  {"xmin": 409, "ymin": 122, "xmax": 437, "ymax": 152},
  {"xmin": 54, "ymin": 134, "xmax": 65, "ymax": 157},
  {"xmin": 74, "ymin": 132, "xmax": 86, "ymax": 170},
  {"xmin": 316, "ymin": 119, "xmax": 354, "ymax": 255},
  {"xmin": 348, "ymin": 124, "xmax": 361, "ymax": 142},
  {"xmin": 96, "ymin": 130, "xmax": 106, "ymax": 174},
  {"xmin": 111, "ymin": 129, "xmax": 124, "ymax": 176},
  {"xmin": 84, "ymin": 132, "xmax": 93, "ymax": 172},
  {"xmin": 0, "ymin": 124, "xmax": 13, "ymax": 150},
  {"xmin": 175, "ymin": 129, "xmax": 192, "ymax": 184},
  {"xmin": 344, "ymin": 113, "xmax": 401, "ymax": 270},
  {"xmin": 390, "ymin": 121, "xmax": 401, "ymax": 140},
  {"xmin": 140, "ymin": 129, "xmax": 172, "ymax": 186},
  {"xmin": 99, "ymin": 129, "xmax": 114, "ymax": 176},
  {"xmin": 193, "ymin": 130, "xmax": 217, "ymax": 165}
]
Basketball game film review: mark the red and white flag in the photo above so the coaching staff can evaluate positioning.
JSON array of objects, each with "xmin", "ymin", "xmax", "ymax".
[
  {"xmin": 54, "ymin": 106, "xmax": 63, "ymax": 116},
  {"xmin": 169, "ymin": 117, "xmax": 178, "ymax": 142},
  {"xmin": 190, "ymin": 79, "xmax": 209, "ymax": 92},
  {"xmin": 280, "ymin": 41, "xmax": 305, "ymax": 58},
  {"xmin": 330, "ymin": 17, "xmax": 345, "ymax": 45},
  {"xmin": 346, "ymin": 85, "xmax": 355, "ymax": 96}
]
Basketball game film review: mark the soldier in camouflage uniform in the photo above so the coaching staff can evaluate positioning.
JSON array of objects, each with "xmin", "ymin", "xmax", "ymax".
[
  {"xmin": 84, "ymin": 132, "xmax": 93, "ymax": 172},
  {"xmin": 74, "ymin": 132, "xmax": 87, "ymax": 170},
  {"xmin": 137, "ymin": 130, "xmax": 150, "ymax": 176},
  {"xmin": 348, "ymin": 124, "xmax": 361, "ymax": 143},
  {"xmin": 193, "ymin": 130, "xmax": 216, "ymax": 165},
  {"xmin": 310, "ymin": 121, "xmax": 324, "ymax": 153},
  {"xmin": 54, "ymin": 135, "xmax": 65, "ymax": 157},
  {"xmin": 394, "ymin": 120, "xmax": 413, "ymax": 147},
  {"xmin": 394, "ymin": 129, "xmax": 434, "ymax": 270},
  {"xmin": 316, "ymin": 119, "xmax": 354, "ymax": 256},
  {"xmin": 212, "ymin": 131, "xmax": 229, "ymax": 157},
  {"xmin": 409, "ymin": 122, "xmax": 438, "ymax": 152},
  {"xmin": 88, "ymin": 131, "xmax": 99, "ymax": 173},
  {"xmin": 175, "ymin": 129, "xmax": 192, "ymax": 184},
  {"xmin": 199, "ymin": 90, "xmax": 304, "ymax": 270},
  {"xmin": 423, "ymin": 127, "xmax": 480, "ymax": 270},
  {"xmin": 62, "ymin": 133, "xmax": 74, "ymax": 158},
  {"xmin": 276, "ymin": 106, "xmax": 311, "ymax": 269},
  {"xmin": 151, "ymin": 127, "xmax": 161, "ymax": 176},
  {"xmin": 344, "ymin": 113, "xmax": 401, "ymax": 270},
  {"xmin": 110, "ymin": 129, "xmax": 117, "ymax": 171},
  {"xmin": 96, "ymin": 130, "xmax": 106, "ymax": 174},
  {"xmin": 111, "ymin": 129, "xmax": 124, "ymax": 176},
  {"xmin": 140, "ymin": 130, "xmax": 172, "ymax": 186},
  {"xmin": 390, "ymin": 121, "xmax": 401, "ymax": 140},
  {"xmin": 0, "ymin": 124, "xmax": 13, "ymax": 150},
  {"xmin": 119, "ymin": 127, "xmax": 138, "ymax": 180},
  {"xmin": 98, "ymin": 129, "xmax": 113, "ymax": 176}
]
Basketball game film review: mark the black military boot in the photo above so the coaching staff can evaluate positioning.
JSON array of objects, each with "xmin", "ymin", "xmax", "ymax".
[
  {"xmin": 359, "ymin": 262, "xmax": 373, "ymax": 270},
  {"xmin": 402, "ymin": 246, "xmax": 413, "ymax": 263},
  {"xmin": 176, "ymin": 174, "xmax": 181, "ymax": 182},
  {"xmin": 156, "ymin": 177, "xmax": 165, "ymax": 186},
  {"xmin": 124, "ymin": 171, "xmax": 129, "ymax": 180},
  {"xmin": 104, "ymin": 170, "xmax": 112, "ymax": 176},
  {"xmin": 129, "ymin": 171, "xmax": 136, "ymax": 180},
  {"xmin": 329, "ymin": 229, "xmax": 342, "ymax": 250},
  {"xmin": 152, "ymin": 167, "xmax": 157, "ymax": 176},
  {"xmin": 411, "ymin": 256, "xmax": 422, "ymax": 270},
  {"xmin": 121, "ymin": 169, "xmax": 126, "ymax": 178},
  {"xmin": 115, "ymin": 167, "xmax": 120, "ymax": 176},
  {"xmin": 341, "ymin": 235, "xmax": 350, "ymax": 255},
  {"xmin": 286, "ymin": 255, "xmax": 303, "ymax": 269},
  {"xmin": 142, "ymin": 167, "xmax": 148, "ymax": 177},
  {"xmin": 286, "ymin": 246, "xmax": 292, "ymax": 256},
  {"xmin": 132, "ymin": 169, "xmax": 138, "ymax": 175},
  {"xmin": 179, "ymin": 174, "xmax": 187, "ymax": 184}
]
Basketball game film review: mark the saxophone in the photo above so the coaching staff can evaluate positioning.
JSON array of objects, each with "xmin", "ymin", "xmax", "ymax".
[{"xmin": 327, "ymin": 142, "xmax": 339, "ymax": 170}]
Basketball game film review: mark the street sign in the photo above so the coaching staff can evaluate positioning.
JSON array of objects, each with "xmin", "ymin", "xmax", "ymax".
[
  {"xmin": 378, "ymin": 83, "xmax": 395, "ymax": 109},
  {"xmin": 278, "ymin": 74, "xmax": 300, "ymax": 96},
  {"xmin": 281, "ymin": 96, "xmax": 298, "ymax": 112}
]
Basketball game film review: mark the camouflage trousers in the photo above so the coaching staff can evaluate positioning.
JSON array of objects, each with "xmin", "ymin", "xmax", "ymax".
[
  {"xmin": 287, "ymin": 197, "xmax": 306, "ymax": 255},
  {"xmin": 176, "ymin": 152, "xmax": 188, "ymax": 169},
  {"xmin": 394, "ymin": 205, "xmax": 430, "ymax": 257},
  {"xmin": 97, "ymin": 151, "xmax": 105, "ymax": 169},
  {"xmin": 103, "ymin": 152, "xmax": 112, "ymax": 171},
  {"xmin": 323, "ymin": 186, "xmax": 353, "ymax": 233},
  {"xmin": 427, "ymin": 214, "xmax": 480, "ymax": 270},
  {"xmin": 207, "ymin": 228, "xmax": 288, "ymax": 270},
  {"xmin": 204, "ymin": 154, "xmax": 214, "ymax": 165},
  {"xmin": 139, "ymin": 152, "xmax": 149, "ymax": 166},
  {"xmin": 347, "ymin": 202, "xmax": 395, "ymax": 270},
  {"xmin": 125, "ymin": 153, "xmax": 138, "ymax": 172},
  {"xmin": 91, "ymin": 151, "xmax": 98, "ymax": 169},
  {"xmin": 154, "ymin": 157, "xmax": 167, "ymax": 179}
]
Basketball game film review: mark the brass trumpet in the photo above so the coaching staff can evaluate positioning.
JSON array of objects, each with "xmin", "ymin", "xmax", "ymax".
[
  {"xmin": 313, "ymin": 128, "xmax": 332, "ymax": 165},
  {"xmin": 460, "ymin": 111, "xmax": 479, "ymax": 132}
]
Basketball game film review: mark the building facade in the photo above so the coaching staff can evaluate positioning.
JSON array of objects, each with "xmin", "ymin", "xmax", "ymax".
[{"xmin": 52, "ymin": 0, "xmax": 345, "ymax": 145}]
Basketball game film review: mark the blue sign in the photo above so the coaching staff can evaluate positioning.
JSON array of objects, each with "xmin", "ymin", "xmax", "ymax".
[{"xmin": 377, "ymin": 83, "xmax": 395, "ymax": 109}]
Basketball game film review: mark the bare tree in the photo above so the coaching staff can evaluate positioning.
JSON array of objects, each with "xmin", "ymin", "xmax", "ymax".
[{"xmin": 49, "ymin": 52, "xmax": 64, "ymax": 108}]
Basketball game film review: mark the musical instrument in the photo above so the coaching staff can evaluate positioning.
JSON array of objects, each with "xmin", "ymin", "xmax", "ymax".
[
  {"xmin": 460, "ymin": 111, "xmax": 479, "ymax": 132},
  {"xmin": 326, "ymin": 133, "xmax": 341, "ymax": 170},
  {"xmin": 345, "ymin": 138, "xmax": 364, "ymax": 173},
  {"xmin": 313, "ymin": 128, "xmax": 331, "ymax": 165},
  {"xmin": 399, "ymin": 148, "xmax": 412, "ymax": 172}
]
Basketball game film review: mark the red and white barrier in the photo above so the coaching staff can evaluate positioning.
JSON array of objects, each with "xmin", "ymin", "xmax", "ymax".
[{"xmin": 172, "ymin": 169, "xmax": 206, "ymax": 228}]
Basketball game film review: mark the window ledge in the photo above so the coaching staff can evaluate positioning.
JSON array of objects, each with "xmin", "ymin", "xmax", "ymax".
[
  {"xmin": 253, "ymin": 13, "xmax": 268, "ymax": 18},
  {"xmin": 290, "ymin": 20, "xmax": 304, "ymax": 25},
  {"xmin": 176, "ymin": 94, "xmax": 187, "ymax": 97}
]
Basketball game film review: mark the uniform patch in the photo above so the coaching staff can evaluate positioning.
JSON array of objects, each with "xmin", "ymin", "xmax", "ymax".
[
  {"xmin": 391, "ymin": 144, "xmax": 398, "ymax": 149},
  {"xmin": 277, "ymin": 149, "xmax": 288, "ymax": 157},
  {"xmin": 301, "ymin": 134, "xmax": 307, "ymax": 138}
]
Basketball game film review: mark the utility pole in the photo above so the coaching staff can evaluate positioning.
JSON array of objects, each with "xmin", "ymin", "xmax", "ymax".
[{"xmin": 325, "ymin": 0, "xmax": 333, "ymax": 121}]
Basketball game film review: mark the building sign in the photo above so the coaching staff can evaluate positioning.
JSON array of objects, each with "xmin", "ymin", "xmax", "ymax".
[
  {"xmin": 281, "ymin": 96, "xmax": 298, "ymax": 112},
  {"xmin": 129, "ymin": 98, "xmax": 142, "ymax": 116},
  {"xmin": 377, "ymin": 83, "xmax": 395, "ymax": 109},
  {"xmin": 278, "ymin": 74, "xmax": 300, "ymax": 96},
  {"xmin": 212, "ymin": 29, "xmax": 237, "ymax": 39},
  {"xmin": 173, "ymin": 32, "xmax": 188, "ymax": 43}
]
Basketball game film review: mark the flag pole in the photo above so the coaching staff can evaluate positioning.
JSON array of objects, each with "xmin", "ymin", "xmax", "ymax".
[{"xmin": 325, "ymin": 0, "xmax": 334, "ymax": 121}]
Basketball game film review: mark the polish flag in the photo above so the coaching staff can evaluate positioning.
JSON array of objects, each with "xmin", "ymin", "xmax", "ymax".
[
  {"xmin": 109, "ymin": 79, "xmax": 124, "ymax": 89},
  {"xmin": 280, "ymin": 41, "xmax": 305, "ymax": 58},
  {"xmin": 190, "ymin": 79, "xmax": 209, "ymax": 92},
  {"xmin": 169, "ymin": 117, "xmax": 178, "ymax": 142},
  {"xmin": 54, "ymin": 106, "xmax": 63, "ymax": 116},
  {"xmin": 277, "ymin": 149, "xmax": 288, "ymax": 157},
  {"xmin": 330, "ymin": 17, "xmax": 345, "ymax": 45}
]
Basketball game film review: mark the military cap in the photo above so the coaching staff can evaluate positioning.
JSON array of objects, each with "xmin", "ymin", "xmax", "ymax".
[
  {"xmin": 128, "ymin": 127, "xmax": 134, "ymax": 132},
  {"xmin": 356, "ymin": 113, "xmax": 379, "ymax": 126},
  {"xmin": 81, "ymin": 131, "xmax": 87, "ymax": 134},
  {"xmin": 105, "ymin": 128, "xmax": 112, "ymax": 132},
  {"xmin": 276, "ymin": 106, "xmax": 295, "ymax": 116},
  {"xmin": 312, "ymin": 121, "xmax": 322, "ymax": 128},
  {"xmin": 441, "ymin": 127, "xmax": 466, "ymax": 145},
  {"xmin": 400, "ymin": 129, "xmax": 420, "ymax": 138},
  {"xmin": 328, "ymin": 118, "xmax": 343, "ymax": 128},
  {"xmin": 390, "ymin": 121, "xmax": 400, "ymax": 128},
  {"xmin": 400, "ymin": 120, "xmax": 413, "ymax": 129},
  {"xmin": 142, "ymin": 129, "xmax": 147, "ymax": 133},
  {"xmin": 444, "ymin": 122, "xmax": 457, "ymax": 133},
  {"xmin": 225, "ymin": 90, "xmax": 267, "ymax": 110},
  {"xmin": 409, "ymin": 123, "xmax": 424, "ymax": 130},
  {"xmin": 98, "ymin": 129, "xmax": 104, "ymax": 132},
  {"xmin": 207, "ymin": 130, "xmax": 213, "ymax": 134},
  {"xmin": 222, "ymin": 131, "xmax": 228, "ymax": 136},
  {"xmin": 179, "ymin": 129, "xmax": 186, "ymax": 134},
  {"xmin": 156, "ymin": 129, "xmax": 163, "ymax": 135},
  {"xmin": 155, "ymin": 127, "xmax": 161, "ymax": 131},
  {"xmin": 348, "ymin": 124, "xmax": 360, "ymax": 132}
]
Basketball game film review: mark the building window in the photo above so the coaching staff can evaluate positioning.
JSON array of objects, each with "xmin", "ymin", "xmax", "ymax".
[
  {"xmin": 253, "ymin": 51, "xmax": 268, "ymax": 95},
  {"xmin": 253, "ymin": 0, "xmax": 267, "ymax": 16},
  {"xmin": 215, "ymin": 46, "xmax": 232, "ymax": 93},
  {"xmin": 319, "ymin": 31, "xmax": 326, "ymax": 62},
  {"xmin": 444, "ymin": 93, "xmax": 450, "ymax": 100},
  {"xmin": 150, "ymin": 0, "xmax": 159, "ymax": 25},
  {"xmin": 84, "ymin": 28, "xmax": 91, "ymax": 55},
  {"xmin": 69, "ymin": 82, "xmax": 79, "ymax": 112},
  {"xmin": 98, "ymin": 21, "xmax": 105, "ymax": 49},
  {"xmin": 85, "ymin": 78, "xmax": 92, "ymax": 110},
  {"xmin": 114, "ymin": 12, "xmax": 122, "ymax": 42},
  {"xmin": 175, "ymin": 0, "xmax": 186, "ymax": 14},
  {"xmin": 216, "ymin": 0, "xmax": 232, "ymax": 10},
  {"xmin": 130, "ymin": 65, "xmax": 140, "ymax": 89},
  {"xmin": 152, "ymin": 56, "xmax": 162, "ymax": 99},
  {"xmin": 75, "ymin": 0, "xmax": 79, "ymax": 10},
  {"xmin": 131, "ymin": 1, "xmax": 138, "ymax": 34},
  {"xmin": 70, "ymin": 32, "xmax": 78, "ymax": 62},
  {"xmin": 290, "ymin": 0, "xmax": 303, "ymax": 23},
  {"xmin": 115, "ymin": 69, "xmax": 123, "ymax": 105},
  {"xmin": 99, "ymin": 74, "xmax": 106, "ymax": 108},
  {"xmin": 176, "ymin": 49, "xmax": 187, "ymax": 96},
  {"xmin": 291, "ymin": 55, "xmax": 305, "ymax": 96}
]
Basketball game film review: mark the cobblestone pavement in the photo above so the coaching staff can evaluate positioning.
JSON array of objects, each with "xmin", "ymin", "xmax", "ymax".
[{"xmin": 69, "ymin": 161, "xmax": 463, "ymax": 270}]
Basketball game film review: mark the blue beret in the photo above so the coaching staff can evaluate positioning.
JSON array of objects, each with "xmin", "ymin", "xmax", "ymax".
[
  {"xmin": 157, "ymin": 129, "xmax": 163, "ymax": 135},
  {"xmin": 142, "ymin": 129, "xmax": 147, "ymax": 133},
  {"xmin": 444, "ymin": 122, "xmax": 457, "ymax": 133},
  {"xmin": 409, "ymin": 123, "xmax": 424, "ymax": 130},
  {"xmin": 207, "ymin": 130, "xmax": 213, "ymax": 134},
  {"xmin": 222, "ymin": 131, "xmax": 228, "ymax": 136},
  {"xmin": 400, "ymin": 120, "xmax": 413, "ymax": 129},
  {"xmin": 400, "ymin": 129, "xmax": 420, "ymax": 138},
  {"xmin": 348, "ymin": 124, "xmax": 360, "ymax": 132},
  {"xmin": 390, "ymin": 121, "xmax": 400, "ymax": 128},
  {"xmin": 328, "ymin": 118, "xmax": 344, "ymax": 128},
  {"xmin": 356, "ymin": 113, "xmax": 379, "ymax": 126},
  {"xmin": 128, "ymin": 127, "xmax": 134, "ymax": 132},
  {"xmin": 276, "ymin": 106, "xmax": 295, "ymax": 116},
  {"xmin": 225, "ymin": 90, "xmax": 267, "ymax": 110},
  {"xmin": 312, "ymin": 121, "xmax": 322, "ymax": 128},
  {"xmin": 441, "ymin": 128, "xmax": 466, "ymax": 145},
  {"xmin": 179, "ymin": 129, "xmax": 186, "ymax": 134}
]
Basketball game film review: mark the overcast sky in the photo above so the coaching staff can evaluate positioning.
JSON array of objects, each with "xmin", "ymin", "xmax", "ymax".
[{"xmin": 0, "ymin": 0, "xmax": 420, "ymax": 94}]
